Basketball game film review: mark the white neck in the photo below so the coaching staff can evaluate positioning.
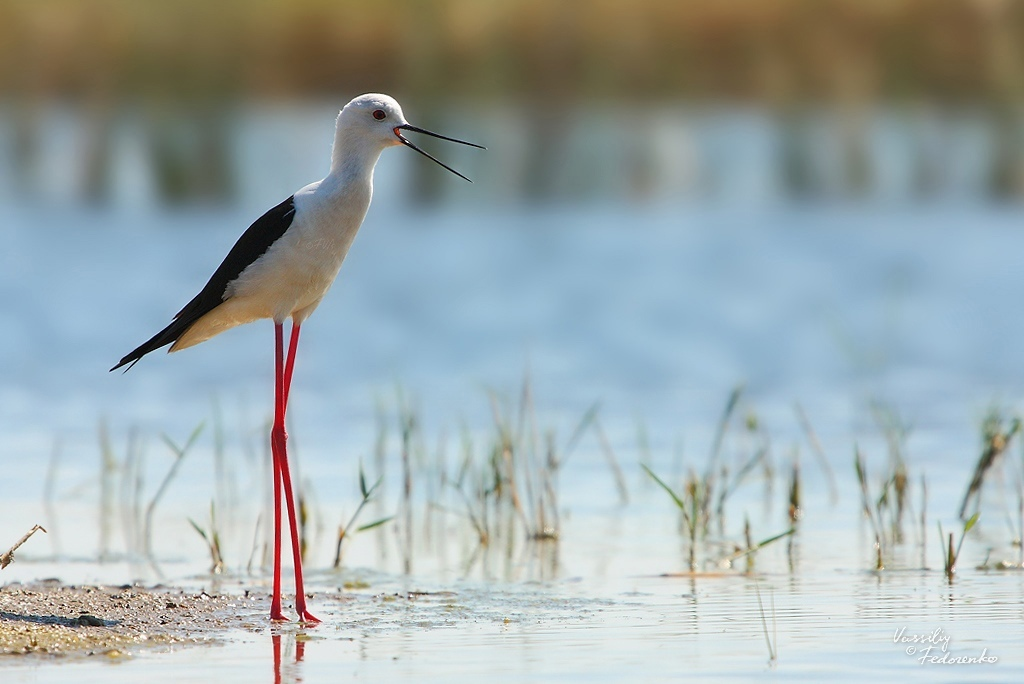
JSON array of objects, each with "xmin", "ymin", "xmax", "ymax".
[{"xmin": 330, "ymin": 123, "xmax": 386, "ymax": 181}]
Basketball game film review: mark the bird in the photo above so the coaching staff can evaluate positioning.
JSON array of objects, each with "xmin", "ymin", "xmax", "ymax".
[{"xmin": 111, "ymin": 93, "xmax": 483, "ymax": 622}]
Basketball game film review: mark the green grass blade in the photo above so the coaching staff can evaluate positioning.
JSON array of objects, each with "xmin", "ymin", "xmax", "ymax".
[
  {"xmin": 357, "ymin": 516, "xmax": 394, "ymax": 533},
  {"xmin": 754, "ymin": 527, "xmax": 796, "ymax": 549},
  {"xmin": 963, "ymin": 511, "xmax": 980, "ymax": 534},
  {"xmin": 187, "ymin": 518, "xmax": 209, "ymax": 544},
  {"xmin": 640, "ymin": 463, "xmax": 686, "ymax": 511},
  {"xmin": 564, "ymin": 402, "xmax": 602, "ymax": 458}
]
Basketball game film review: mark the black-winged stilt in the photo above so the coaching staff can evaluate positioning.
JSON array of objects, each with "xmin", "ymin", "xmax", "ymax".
[{"xmin": 111, "ymin": 93, "xmax": 483, "ymax": 622}]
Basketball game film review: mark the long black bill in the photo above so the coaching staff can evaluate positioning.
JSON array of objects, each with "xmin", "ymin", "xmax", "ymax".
[{"xmin": 394, "ymin": 123, "xmax": 485, "ymax": 183}]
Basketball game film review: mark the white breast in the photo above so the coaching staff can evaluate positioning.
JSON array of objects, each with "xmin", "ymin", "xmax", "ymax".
[{"xmin": 230, "ymin": 177, "xmax": 373, "ymax": 324}]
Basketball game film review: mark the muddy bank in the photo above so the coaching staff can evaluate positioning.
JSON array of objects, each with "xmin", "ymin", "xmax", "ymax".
[{"xmin": 0, "ymin": 581, "xmax": 265, "ymax": 658}]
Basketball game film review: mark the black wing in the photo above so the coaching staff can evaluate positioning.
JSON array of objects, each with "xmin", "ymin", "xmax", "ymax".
[{"xmin": 110, "ymin": 196, "xmax": 297, "ymax": 372}]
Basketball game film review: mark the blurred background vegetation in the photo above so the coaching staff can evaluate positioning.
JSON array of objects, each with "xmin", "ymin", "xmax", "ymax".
[
  {"xmin": 6, "ymin": 0, "xmax": 1023, "ymax": 102},
  {"xmin": 4, "ymin": 0, "xmax": 1024, "ymax": 204}
]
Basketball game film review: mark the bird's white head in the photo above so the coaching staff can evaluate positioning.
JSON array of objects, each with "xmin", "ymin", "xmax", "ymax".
[
  {"xmin": 334, "ymin": 93, "xmax": 485, "ymax": 182},
  {"xmin": 338, "ymin": 94, "xmax": 408, "ymax": 148}
]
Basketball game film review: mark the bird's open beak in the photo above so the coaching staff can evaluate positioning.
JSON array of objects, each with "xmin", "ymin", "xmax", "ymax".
[{"xmin": 393, "ymin": 124, "xmax": 485, "ymax": 183}]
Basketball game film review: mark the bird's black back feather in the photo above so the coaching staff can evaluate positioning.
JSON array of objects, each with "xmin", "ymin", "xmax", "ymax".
[{"xmin": 111, "ymin": 196, "xmax": 297, "ymax": 371}]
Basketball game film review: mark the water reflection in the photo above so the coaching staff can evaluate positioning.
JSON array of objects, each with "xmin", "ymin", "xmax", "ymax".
[{"xmin": 271, "ymin": 629, "xmax": 307, "ymax": 684}]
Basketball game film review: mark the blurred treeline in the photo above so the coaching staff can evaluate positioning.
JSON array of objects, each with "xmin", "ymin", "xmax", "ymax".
[
  {"xmin": 5, "ymin": 0, "xmax": 1024, "ymax": 205},
  {"xmin": 3, "ymin": 0, "xmax": 1022, "ymax": 104}
]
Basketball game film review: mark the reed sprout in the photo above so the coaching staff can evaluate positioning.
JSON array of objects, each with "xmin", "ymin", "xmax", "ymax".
[
  {"xmin": 65, "ymin": 382, "xmax": 1024, "ymax": 588},
  {"xmin": 332, "ymin": 463, "xmax": 392, "ymax": 569},
  {"xmin": 940, "ymin": 513, "xmax": 980, "ymax": 581},
  {"xmin": 144, "ymin": 422, "xmax": 205, "ymax": 563},
  {"xmin": 960, "ymin": 409, "xmax": 1020, "ymax": 520},
  {"xmin": 188, "ymin": 502, "xmax": 225, "ymax": 574}
]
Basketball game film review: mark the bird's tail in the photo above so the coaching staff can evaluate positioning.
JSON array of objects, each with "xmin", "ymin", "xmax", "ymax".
[{"xmin": 110, "ymin": 318, "xmax": 192, "ymax": 372}]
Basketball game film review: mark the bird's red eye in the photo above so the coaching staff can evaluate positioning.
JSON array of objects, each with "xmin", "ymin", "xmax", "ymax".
[{"xmin": 372, "ymin": 109, "xmax": 387, "ymax": 120}]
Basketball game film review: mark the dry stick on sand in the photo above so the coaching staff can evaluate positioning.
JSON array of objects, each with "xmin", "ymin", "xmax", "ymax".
[{"xmin": 0, "ymin": 525, "xmax": 47, "ymax": 570}]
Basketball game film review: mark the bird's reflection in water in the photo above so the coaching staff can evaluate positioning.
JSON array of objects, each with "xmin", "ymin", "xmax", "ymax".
[{"xmin": 271, "ymin": 629, "xmax": 307, "ymax": 684}]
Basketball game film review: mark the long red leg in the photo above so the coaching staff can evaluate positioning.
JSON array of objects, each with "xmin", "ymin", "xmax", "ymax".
[
  {"xmin": 276, "ymin": 322, "xmax": 320, "ymax": 623},
  {"xmin": 270, "ymin": 323, "xmax": 287, "ymax": 621}
]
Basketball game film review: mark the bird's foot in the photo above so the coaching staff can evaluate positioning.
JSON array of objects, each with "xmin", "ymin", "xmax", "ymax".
[
  {"xmin": 270, "ymin": 604, "xmax": 289, "ymax": 622},
  {"xmin": 296, "ymin": 604, "xmax": 321, "ymax": 624}
]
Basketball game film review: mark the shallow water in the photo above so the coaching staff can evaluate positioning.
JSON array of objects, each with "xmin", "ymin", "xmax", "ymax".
[
  {"xmin": 5, "ymin": 147, "xmax": 1024, "ymax": 677},
  {"xmin": 4, "ymin": 564, "xmax": 1022, "ymax": 682}
]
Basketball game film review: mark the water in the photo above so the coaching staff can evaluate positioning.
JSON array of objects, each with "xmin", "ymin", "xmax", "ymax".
[{"xmin": 4, "ymin": 105, "xmax": 1024, "ymax": 680}]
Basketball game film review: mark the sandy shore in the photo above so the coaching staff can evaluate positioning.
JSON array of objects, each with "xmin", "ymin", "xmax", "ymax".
[{"xmin": 0, "ymin": 580, "xmax": 266, "ymax": 658}]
